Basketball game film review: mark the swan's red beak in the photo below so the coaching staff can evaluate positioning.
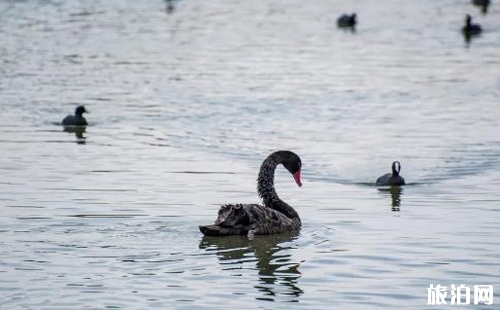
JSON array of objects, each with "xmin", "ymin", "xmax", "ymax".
[{"xmin": 293, "ymin": 170, "xmax": 302, "ymax": 187}]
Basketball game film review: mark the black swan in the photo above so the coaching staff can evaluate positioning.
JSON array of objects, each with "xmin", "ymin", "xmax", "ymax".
[
  {"xmin": 337, "ymin": 13, "xmax": 357, "ymax": 28},
  {"xmin": 62, "ymin": 105, "xmax": 88, "ymax": 126},
  {"xmin": 376, "ymin": 161, "xmax": 405, "ymax": 186},
  {"xmin": 199, "ymin": 150, "xmax": 302, "ymax": 236},
  {"xmin": 462, "ymin": 14, "xmax": 482, "ymax": 37}
]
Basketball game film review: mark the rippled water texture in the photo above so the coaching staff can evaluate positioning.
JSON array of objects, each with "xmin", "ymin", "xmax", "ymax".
[{"xmin": 1, "ymin": 0, "xmax": 500, "ymax": 309}]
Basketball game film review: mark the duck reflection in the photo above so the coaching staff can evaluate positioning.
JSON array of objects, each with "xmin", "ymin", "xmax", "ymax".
[
  {"xmin": 199, "ymin": 232, "xmax": 303, "ymax": 302},
  {"xmin": 377, "ymin": 186, "xmax": 403, "ymax": 212},
  {"xmin": 63, "ymin": 126, "xmax": 87, "ymax": 144}
]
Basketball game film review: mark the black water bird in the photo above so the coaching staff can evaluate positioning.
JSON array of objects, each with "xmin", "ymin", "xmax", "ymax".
[
  {"xmin": 165, "ymin": 0, "xmax": 175, "ymax": 14},
  {"xmin": 337, "ymin": 13, "xmax": 357, "ymax": 28},
  {"xmin": 462, "ymin": 14, "xmax": 482, "ymax": 37},
  {"xmin": 376, "ymin": 161, "xmax": 405, "ymax": 186},
  {"xmin": 200, "ymin": 150, "xmax": 303, "ymax": 236},
  {"xmin": 62, "ymin": 105, "xmax": 88, "ymax": 126},
  {"xmin": 472, "ymin": 0, "xmax": 490, "ymax": 14}
]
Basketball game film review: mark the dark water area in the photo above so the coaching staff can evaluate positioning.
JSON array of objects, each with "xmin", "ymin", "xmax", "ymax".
[{"xmin": 1, "ymin": 0, "xmax": 500, "ymax": 309}]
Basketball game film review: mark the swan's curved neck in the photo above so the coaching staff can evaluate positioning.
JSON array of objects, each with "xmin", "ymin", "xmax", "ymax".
[{"xmin": 257, "ymin": 155, "xmax": 300, "ymax": 219}]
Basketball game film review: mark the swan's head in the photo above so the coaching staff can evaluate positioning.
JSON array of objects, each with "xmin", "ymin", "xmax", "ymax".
[
  {"xmin": 278, "ymin": 150, "xmax": 302, "ymax": 187},
  {"xmin": 75, "ymin": 105, "xmax": 88, "ymax": 116},
  {"xmin": 391, "ymin": 161, "xmax": 402, "ymax": 176}
]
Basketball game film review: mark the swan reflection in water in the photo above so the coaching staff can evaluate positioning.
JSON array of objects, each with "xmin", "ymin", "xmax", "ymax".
[
  {"xmin": 377, "ymin": 186, "xmax": 403, "ymax": 212},
  {"xmin": 63, "ymin": 126, "xmax": 87, "ymax": 145},
  {"xmin": 199, "ymin": 232, "xmax": 303, "ymax": 302}
]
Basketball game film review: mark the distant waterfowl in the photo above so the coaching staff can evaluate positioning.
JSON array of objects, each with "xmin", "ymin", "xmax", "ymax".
[
  {"xmin": 62, "ymin": 105, "xmax": 88, "ymax": 126},
  {"xmin": 337, "ymin": 13, "xmax": 357, "ymax": 28},
  {"xmin": 462, "ymin": 14, "xmax": 482, "ymax": 37},
  {"xmin": 165, "ymin": 0, "xmax": 175, "ymax": 14},
  {"xmin": 199, "ymin": 150, "xmax": 303, "ymax": 236},
  {"xmin": 472, "ymin": 0, "xmax": 490, "ymax": 5},
  {"xmin": 472, "ymin": 0, "xmax": 490, "ymax": 14},
  {"xmin": 376, "ymin": 161, "xmax": 405, "ymax": 186}
]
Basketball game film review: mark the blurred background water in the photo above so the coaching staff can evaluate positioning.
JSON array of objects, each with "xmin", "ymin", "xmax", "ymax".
[{"xmin": 1, "ymin": 0, "xmax": 500, "ymax": 309}]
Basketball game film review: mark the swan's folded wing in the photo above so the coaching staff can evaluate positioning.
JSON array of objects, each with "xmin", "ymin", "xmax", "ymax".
[
  {"xmin": 214, "ymin": 204, "xmax": 251, "ymax": 226},
  {"xmin": 199, "ymin": 204, "xmax": 254, "ymax": 236},
  {"xmin": 200, "ymin": 203, "xmax": 298, "ymax": 236},
  {"xmin": 242, "ymin": 204, "xmax": 297, "ymax": 235}
]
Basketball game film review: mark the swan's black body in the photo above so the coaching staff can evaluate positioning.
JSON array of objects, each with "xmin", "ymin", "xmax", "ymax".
[
  {"xmin": 199, "ymin": 151, "xmax": 302, "ymax": 236},
  {"xmin": 62, "ymin": 105, "xmax": 88, "ymax": 126},
  {"xmin": 376, "ymin": 161, "xmax": 405, "ymax": 186}
]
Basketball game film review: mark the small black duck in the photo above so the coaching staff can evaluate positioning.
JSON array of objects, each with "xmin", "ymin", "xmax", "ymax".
[
  {"xmin": 472, "ymin": 0, "xmax": 490, "ymax": 14},
  {"xmin": 62, "ymin": 105, "xmax": 88, "ymax": 126},
  {"xmin": 376, "ymin": 161, "xmax": 405, "ymax": 186},
  {"xmin": 462, "ymin": 14, "xmax": 482, "ymax": 37},
  {"xmin": 337, "ymin": 13, "xmax": 357, "ymax": 28}
]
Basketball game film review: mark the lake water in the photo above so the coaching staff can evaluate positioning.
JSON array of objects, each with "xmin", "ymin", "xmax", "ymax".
[{"xmin": 1, "ymin": 0, "xmax": 500, "ymax": 309}]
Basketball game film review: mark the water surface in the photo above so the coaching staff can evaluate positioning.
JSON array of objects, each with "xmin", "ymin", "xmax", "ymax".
[{"xmin": 1, "ymin": 0, "xmax": 500, "ymax": 309}]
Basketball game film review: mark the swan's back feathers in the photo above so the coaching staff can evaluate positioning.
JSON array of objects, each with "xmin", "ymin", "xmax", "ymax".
[
  {"xmin": 199, "ymin": 203, "xmax": 300, "ymax": 236},
  {"xmin": 214, "ymin": 204, "xmax": 250, "ymax": 227}
]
